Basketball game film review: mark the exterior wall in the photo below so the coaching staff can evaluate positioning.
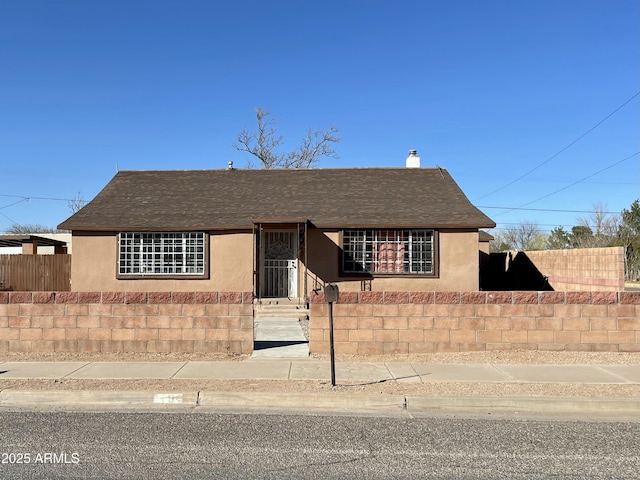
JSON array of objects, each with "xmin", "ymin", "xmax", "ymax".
[
  {"xmin": 524, "ymin": 247, "xmax": 625, "ymax": 291},
  {"xmin": 0, "ymin": 247, "xmax": 23, "ymax": 255},
  {"xmin": 0, "ymin": 291, "xmax": 254, "ymax": 354},
  {"xmin": 71, "ymin": 228, "xmax": 482, "ymax": 295},
  {"xmin": 309, "ymin": 290, "xmax": 640, "ymax": 355},
  {"xmin": 70, "ymin": 231, "xmax": 254, "ymax": 292},
  {"xmin": 302, "ymin": 229, "xmax": 480, "ymax": 295}
]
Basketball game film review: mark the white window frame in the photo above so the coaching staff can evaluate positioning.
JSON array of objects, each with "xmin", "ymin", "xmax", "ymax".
[
  {"xmin": 342, "ymin": 229, "xmax": 435, "ymax": 275},
  {"xmin": 118, "ymin": 232, "xmax": 207, "ymax": 277}
]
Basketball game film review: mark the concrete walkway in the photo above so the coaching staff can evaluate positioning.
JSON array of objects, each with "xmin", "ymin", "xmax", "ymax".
[
  {"xmin": 252, "ymin": 317, "xmax": 309, "ymax": 359},
  {"xmin": 1, "ymin": 359, "xmax": 638, "ymax": 416},
  {"xmin": 1, "ymin": 360, "xmax": 638, "ymax": 383}
]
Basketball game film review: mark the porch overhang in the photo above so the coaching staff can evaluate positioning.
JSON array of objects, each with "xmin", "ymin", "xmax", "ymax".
[{"xmin": 251, "ymin": 218, "xmax": 310, "ymax": 225}]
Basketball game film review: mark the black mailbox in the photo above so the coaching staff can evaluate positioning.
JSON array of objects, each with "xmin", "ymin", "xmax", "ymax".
[
  {"xmin": 324, "ymin": 284, "xmax": 340, "ymax": 303},
  {"xmin": 324, "ymin": 283, "xmax": 340, "ymax": 386}
]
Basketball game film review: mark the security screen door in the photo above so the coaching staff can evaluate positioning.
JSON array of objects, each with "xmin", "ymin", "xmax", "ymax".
[{"xmin": 261, "ymin": 231, "xmax": 298, "ymax": 298}]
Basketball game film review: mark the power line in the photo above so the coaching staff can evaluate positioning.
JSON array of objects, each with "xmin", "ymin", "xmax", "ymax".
[
  {"xmin": 474, "ymin": 90, "xmax": 640, "ymax": 201},
  {"xmin": 0, "ymin": 211, "xmax": 18, "ymax": 225},
  {"xmin": 457, "ymin": 174, "xmax": 637, "ymax": 186},
  {"xmin": 0, "ymin": 194, "xmax": 73, "ymax": 202},
  {"xmin": 491, "ymin": 151, "xmax": 639, "ymax": 217},
  {"xmin": 498, "ymin": 222, "xmax": 577, "ymax": 228},
  {"xmin": 477, "ymin": 206, "xmax": 621, "ymax": 214},
  {"xmin": 0, "ymin": 199, "xmax": 28, "ymax": 210}
]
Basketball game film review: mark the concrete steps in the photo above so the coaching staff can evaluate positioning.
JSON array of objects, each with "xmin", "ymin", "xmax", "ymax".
[
  {"xmin": 254, "ymin": 298, "xmax": 309, "ymax": 320},
  {"xmin": 252, "ymin": 299, "xmax": 310, "ymax": 358}
]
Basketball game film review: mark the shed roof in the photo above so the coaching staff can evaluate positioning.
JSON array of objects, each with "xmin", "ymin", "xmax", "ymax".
[
  {"xmin": 0, "ymin": 235, "xmax": 68, "ymax": 248},
  {"xmin": 479, "ymin": 231, "xmax": 495, "ymax": 242},
  {"xmin": 58, "ymin": 168, "xmax": 495, "ymax": 231}
]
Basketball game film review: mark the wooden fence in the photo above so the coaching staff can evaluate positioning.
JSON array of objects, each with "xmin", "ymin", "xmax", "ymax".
[{"xmin": 0, "ymin": 255, "xmax": 71, "ymax": 291}]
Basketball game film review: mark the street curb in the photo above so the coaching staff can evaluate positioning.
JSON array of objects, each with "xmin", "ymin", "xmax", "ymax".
[
  {"xmin": 406, "ymin": 396, "xmax": 640, "ymax": 416},
  {"xmin": 0, "ymin": 390, "xmax": 199, "ymax": 406},
  {"xmin": 1, "ymin": 390, "xmax": 638, "ymax": 416},
  {"xmin": 198, "ymin": 391, "xmax": 406, "ymax": 410}
]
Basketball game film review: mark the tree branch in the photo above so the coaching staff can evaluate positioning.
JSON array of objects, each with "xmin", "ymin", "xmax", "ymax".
[{"xmin": 234, "ymin": 107, "xmax": 341, "ymax": 168}]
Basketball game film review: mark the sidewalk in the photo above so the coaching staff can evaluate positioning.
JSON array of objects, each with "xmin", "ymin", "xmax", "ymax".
[{"xmin": 1, "ymin": 358, "xmax": 638, "ymax": 417}]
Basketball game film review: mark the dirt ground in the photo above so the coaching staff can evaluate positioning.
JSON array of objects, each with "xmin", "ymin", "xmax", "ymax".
[
  {"xmin": 0, "ymin": 349, "xmax": 638, "ymax": 365},
  {"xmin": 1, "ymin": 378, "xmax": 638, "ymax": 399}
]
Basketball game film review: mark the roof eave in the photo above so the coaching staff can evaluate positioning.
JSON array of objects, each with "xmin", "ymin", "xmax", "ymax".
[
  {"xmin": 312, "ymin": 222, "xmax": 497, "ymax": 230},
  {"xmin": 61, "ymin": 220, "xmax": 497, "ymax": 232}
]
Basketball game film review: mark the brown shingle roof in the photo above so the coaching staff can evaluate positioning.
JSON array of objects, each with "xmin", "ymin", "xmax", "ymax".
[
  {"xmin": 479, "ymin": 231, "xmax": 495, "ymax": 242},
  {"xmin": 58, "ymin": 168, "xmax": 495, "ymax": 231}
]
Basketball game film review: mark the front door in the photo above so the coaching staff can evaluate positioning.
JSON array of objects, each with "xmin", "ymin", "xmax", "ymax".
[{"xmin": 261, "ymin": 231, "xmax": 298, "ymax": 298}]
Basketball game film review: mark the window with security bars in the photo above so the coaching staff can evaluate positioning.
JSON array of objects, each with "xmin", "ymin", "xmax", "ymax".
[
  {"xmin": 118, "ymin": 232, "xmax": 206, "ymax": 276},
  {"xmin": 342, "ymin": 229, "xmax": 434, "ymax": 274}
]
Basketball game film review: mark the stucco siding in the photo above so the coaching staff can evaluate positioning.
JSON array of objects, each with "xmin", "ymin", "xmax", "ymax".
[
  {"xmin": 71, "ymin": 228, "xmax": 480, "ymax": 293},
  {"xmin": 70, "ymin": 231, "xmax": 254, "ymax": 292},
  {"xmin": 302, "ymin": 229, "xmax": 480, "ymax": 293}
]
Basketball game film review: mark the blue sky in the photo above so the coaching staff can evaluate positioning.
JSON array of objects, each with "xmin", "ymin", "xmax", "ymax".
[{"xmin": 1, "ymin": 0, "xmax": 638, "ymax": 235}]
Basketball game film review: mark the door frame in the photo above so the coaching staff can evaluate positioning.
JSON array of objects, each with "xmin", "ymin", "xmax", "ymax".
[{"xmin": 259, "ymin": 229, "xmax": 299, "ymax": 298}]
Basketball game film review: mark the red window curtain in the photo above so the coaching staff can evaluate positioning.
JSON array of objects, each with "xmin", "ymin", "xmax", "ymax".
[{"xmin": 374, "ymin": 230, "xmax": 405, "ymax": 273}]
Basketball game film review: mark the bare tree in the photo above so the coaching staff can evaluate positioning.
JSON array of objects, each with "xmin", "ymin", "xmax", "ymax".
[
  {"xmin": 67, "ymin": 191, "xmax": 86, "ymax": 214},
  {"xmin": 576, "ymin": 202, "xmax": 619, "ymax": 247},
  {"xmin": 234, "ymin": 107, "xmax": 341, "ymax": 168},
  {"xmin": 495, "ymin": 222, "xmax": 544, "ymax": 251},
  {"xmin": 7, "ymin": 223, "xmax": 58, "ymax": 234}
]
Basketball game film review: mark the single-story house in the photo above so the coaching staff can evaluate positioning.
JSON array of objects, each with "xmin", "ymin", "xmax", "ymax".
[{"xmin": 58, "ymin": 153, "xmax": 495, "ymax": 298}]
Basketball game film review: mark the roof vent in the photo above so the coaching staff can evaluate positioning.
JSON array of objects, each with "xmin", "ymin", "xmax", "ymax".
[
  {"xmin": 406, "ymin": 150, "xmax": 420, "ymax": 168},
  {"xmin": 227, "ymin": 161, "xmax": 234, "ymax": 170}
]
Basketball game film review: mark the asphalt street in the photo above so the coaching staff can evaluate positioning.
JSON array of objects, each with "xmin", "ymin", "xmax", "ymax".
[{"xmin": 1, "ymin": 410, "xmax": 638, "ymax": 479}]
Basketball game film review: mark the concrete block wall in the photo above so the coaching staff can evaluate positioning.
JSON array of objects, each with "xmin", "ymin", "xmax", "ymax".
[
  {"xmin": 0, "ymin": 291, "xmax": 254, "ymax": 355},
  {"xmin": 309, "ymin": 291, "xmax": 640, "ymax": 355},
  {"xmin": 524, "ymin": 247, "xmax": 625, "ymax": 291}
]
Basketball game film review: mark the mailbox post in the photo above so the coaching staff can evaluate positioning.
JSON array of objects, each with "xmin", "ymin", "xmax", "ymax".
[{"xmin": 324, "ymin": 283, "xmax": 340, "ymax": 386}]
